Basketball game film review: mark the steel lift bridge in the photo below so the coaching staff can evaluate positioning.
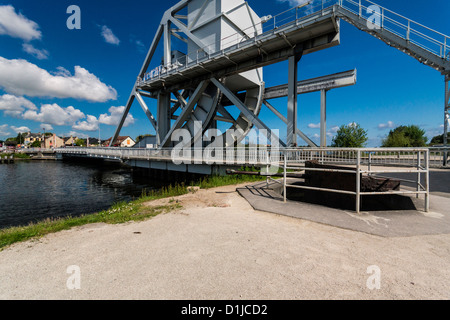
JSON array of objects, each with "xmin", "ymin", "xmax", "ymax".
[{"xmin": 109, "ymin": 0, "xmax": 450, "ymax": 163}]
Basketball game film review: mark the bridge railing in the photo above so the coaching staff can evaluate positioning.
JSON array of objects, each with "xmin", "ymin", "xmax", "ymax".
[
  {"xmin": 338, "ymin": 0, "xmax": 450, "ymax": 60},
  {"xmin": 17, "ymin": 148, "xmax": 55, "ymax": 153},
  {"xmin": 279, "ymin": 147, "xmax": 430, "ymax": 213},
  {"xmin": 429, "ymin": 146, "xmax": 450, "ymax": 167},
  {"xmin": 56, "ymin": 146, "xmax": 450, "ymax": 168}
]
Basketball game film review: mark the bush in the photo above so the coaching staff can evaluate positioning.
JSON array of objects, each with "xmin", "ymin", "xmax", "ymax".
[
  {"xmin": 331, "ymin": 123, "xmax": 368, "ymax": 148},
  {"xmin": 382, "ymin": 125, "xmax": 428, "ymax": 147}
]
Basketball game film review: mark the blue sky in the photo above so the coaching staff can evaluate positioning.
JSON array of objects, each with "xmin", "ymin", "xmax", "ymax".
[{"xmin": 0, "ymin": 0, "xmax": 449, "ymax": 146}]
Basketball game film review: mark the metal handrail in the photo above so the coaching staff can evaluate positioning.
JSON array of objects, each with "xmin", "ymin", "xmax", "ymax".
[
  {"xmin": 281, "ymin": 147, "xmax": 430, "ymax": 213},
  {"xmin": 339, "ymin": 0, "xmax": 449, "ymax": 59}
]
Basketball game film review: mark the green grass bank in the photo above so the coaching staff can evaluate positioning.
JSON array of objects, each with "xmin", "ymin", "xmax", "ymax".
[{"xmin": 0, "ymin": 171, "xmax": 266, "ymax": 250}]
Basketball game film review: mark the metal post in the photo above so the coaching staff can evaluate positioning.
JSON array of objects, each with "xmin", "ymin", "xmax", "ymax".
[
  {"xmin": 359, "ymin": 0, "xmax": 362, "ymax": 17},
  {"xmin": 444, "ymin": 75, "xmax": 449, "ymax": 166},
  {"xmin": 164, "ymin": 22, "xmax": 172, "ymax": 67},
  {"xmin": 407, "ymin": 21, "xmax": 411, "ymax": 41},
  {"xmin": 320, "ymin": 89, "xmax": 327, "ymax": 148},
  {"xmin": 287, "ymin": 50, "xmax": 302, "ymax": 147},
  {"xmin": 287, "ymin": 55, "xmax": 298, "ymax": 147},
  {"xmin": 425, "ymin": 149, "xmax": 430, "ymax": 212},
  {"xmin": 417, "ymin": 151, "xmax": 421, "ymax": 199},
  {"xmin": 356, "ymin": 150, "xmax": 361, "ymax": 213},
  {"xmin": 157, "ymin": 93, "xmax": 171, "ymax": 146},
  {"xmin": 283, "ymin": 153, "xmax": 287, "ymax": 203},
  {"xmin": 445, "ymin": 37, "xmax": 448, "ymax": 59}
]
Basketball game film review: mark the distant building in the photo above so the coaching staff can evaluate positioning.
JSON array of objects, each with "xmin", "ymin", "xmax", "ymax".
[
  {"xmin": 42, "ymin": 134, "xmax": 65, "ymax": 149},
  {"xmin": 4, "ymin": 140, "xmax": 17, "ymax": 150},
  {"xmin": 87, "ymin": 138, "xmax": 101, "ymax": 147},
  {"xmin": 63, "ymin": 136, "xmax": 77, "ymax": 147},
  {"xmin": 104, "ymin": 136, "xmax": 136, "ymax": 148},
  {"xmin": 133, "ymin": 135, "xmax": 157, "ymax": 149},
  {"xmin": 24, "ymin": 132, "xmax": 43, "ymax": 146}
]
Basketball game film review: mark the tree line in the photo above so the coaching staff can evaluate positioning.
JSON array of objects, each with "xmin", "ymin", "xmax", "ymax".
[{"xmin": 330, "ymin": 123, "xmax": 447, "ymax": 148}]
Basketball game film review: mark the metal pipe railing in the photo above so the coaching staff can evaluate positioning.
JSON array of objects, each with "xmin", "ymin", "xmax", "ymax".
[
  {"xmin": 339, "ymin": 0, "xmax": 450, "ymax": 59},
  {"xmin": 280, "ymin": 148, "xmax": 430, "ymax": 214},
  {"xmin": 56, "ymin": 146, "xmax": 450, "ymax": 168}
]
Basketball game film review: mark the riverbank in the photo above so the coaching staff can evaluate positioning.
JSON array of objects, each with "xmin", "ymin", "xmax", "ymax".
[
  {"xmin": 1, "ymin": 182, "xmax": 449, "ymax": 299},
  {"xmin": 0, "ymin": 172, "xmax": 266, "ymax": 250}
]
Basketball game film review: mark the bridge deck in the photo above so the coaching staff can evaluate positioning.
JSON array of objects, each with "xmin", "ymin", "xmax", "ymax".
[{"xmin": 137, "ymin": 6, "xmax": 340, "ymax": 93}]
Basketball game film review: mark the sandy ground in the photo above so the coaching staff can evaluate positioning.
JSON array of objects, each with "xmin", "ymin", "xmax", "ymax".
[{"xmin": 0, "ymin": 183, "xmax": 449, "ymax": 300}]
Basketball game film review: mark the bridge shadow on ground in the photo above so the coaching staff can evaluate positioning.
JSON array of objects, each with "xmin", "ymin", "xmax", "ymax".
[
  {"xmin": 237, "ymin": 177, "xmax": 450, "ymax": 237},
  {"xmin": 286, "ymin": 181, "xmax": 417, "ymax": 212}
]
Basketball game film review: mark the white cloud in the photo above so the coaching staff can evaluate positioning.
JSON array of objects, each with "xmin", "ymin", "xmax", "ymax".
[
  {"xmin": 40, "ymin": 123, "xmax": 54, "ymax": 131},
  {"xmin": 0, "ymin": 94, "xmax": 37, "ymax": 117},
  {"xmin": 73, "ymin": 115, "xmax": 99, "ymax": 132},
  {"xmin": 99, "ymin": 106, "xmax": 135, "ymax": 127},
  {"xmin": 68, "ymin": 131, "xmax": 89, "ymax": 139},
  {"xmin": 22, "ymin": 43, "xmax": 49, "ymax": 60},
  {"xmin": 308, "ymin": 123, "xmax": 321, "ymax": 129},
  {"xmin": 11, "ymin": 125, "xmax": 30, "ymax": 134},
  {"xmin": 277, "ymin": 0, "xmax": 319, "ymax": 13},
  {"xmin": 135, "ymin": 40, "xmax": 145, "ymax": 53},
  {"xmin": 22, "ymin": 103, "xmax": 85, "ymax": 126},
  {"xmin": 0, "ymin": 57, "xmax": 117, "ymax": 102},
  {"xmin": 130, "ymin": 35, "xmax": 146, "ymax": 53},
  {"xmin": 0, "ymin": 124, "xmax": 11, "ymax": 137},
  {"xmin": 278, "ymin": 0, "xmax": 310, "ymax": 6},
  {"xmin": 101, "ymin": 25, "xmax": 120, "ymax": 45},
  {"xmin": 329, "ymin": 126, "xmax": 340, "ymax": 133},
  {"xmin": 378, "ymin": 121, "xmax": 395, "ymax": 130},
  {"xmin": 0, "ymin": 5, "xmax": 41, "ymax": 41}
]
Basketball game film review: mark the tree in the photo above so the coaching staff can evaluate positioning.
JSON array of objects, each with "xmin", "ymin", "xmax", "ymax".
[
  {"xmin": 382, "ymin": 125, "xmax": 428, "ymax": 147},
  {"xmin": 74, "ymin": 139, "xmax": 86, "ymax": 147},
  {"xmin": 331, "ymin": 123, "xmax": 368, "ymax": 148},
  {"xmin": 30, "ymin": 140, "xmax": 42, "ymax": 148},
  {"xmin": 136, "ymin": 134, "xmax": 155, "ymax": 143},
  {"xmin": 429, "ymin": 133, "xmax": 450, "ymax": 146}
]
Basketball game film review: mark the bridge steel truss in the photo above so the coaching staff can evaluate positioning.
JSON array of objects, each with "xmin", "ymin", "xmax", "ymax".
[
  {"xmin": 110, "ymin": 0, "xmax": 342, "ymax": 150},
  {"xmin": 110, "ymin": 0, "xmax": 450, "ymax": 154}
]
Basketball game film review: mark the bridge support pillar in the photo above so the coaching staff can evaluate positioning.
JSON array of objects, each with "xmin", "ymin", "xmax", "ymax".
[
  {"xmin": 157, "ymin": 93, "xmax": 171, "ymax": 146},
  {"xmin": 287, "ymin": 48, "xmax": 303, "ymax": 147}
]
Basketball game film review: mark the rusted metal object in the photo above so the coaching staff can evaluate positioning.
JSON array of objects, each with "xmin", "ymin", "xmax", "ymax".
[
  {"xmin": 304, "ymin": 160, "xmax": 401, "ymax": 192},
  {"xmin": 226, "ymin": 169, "xmax": 305, "ymax": 179},
  {"xmin": 294, "ymin": 160, "xmax": 402, "ymax": 210}
]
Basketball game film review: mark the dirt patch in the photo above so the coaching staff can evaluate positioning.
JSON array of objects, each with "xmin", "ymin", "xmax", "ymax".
[{"xmin": 143, "ymin": 187, "xmax": 233, "ymax": 211}]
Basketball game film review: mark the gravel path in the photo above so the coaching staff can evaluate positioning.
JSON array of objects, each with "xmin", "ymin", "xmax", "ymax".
[{"xmin": 1, "ymin": 184, "xmax": 449, "ymax": 300}]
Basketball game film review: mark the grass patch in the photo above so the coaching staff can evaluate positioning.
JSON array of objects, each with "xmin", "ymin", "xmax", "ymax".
[
  {"xmin": 0, "ymin": 169, "xmax": 267, "ymax": 250},
  {"xmin": 198, "ymin": 172, "xmax": 266, "ymax": 189},
  {"xmin": 0, "ymin": 153, "xmax": 31, "ymax": 159},
  {"xmin": 13, "ymin": 153, "xmax": 31, "ymax": 159}
]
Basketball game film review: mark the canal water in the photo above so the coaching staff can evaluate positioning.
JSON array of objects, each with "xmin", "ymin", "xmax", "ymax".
[{"xmin": 0, "ymin": 160, "xmax": 174, "ymax": 229}]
